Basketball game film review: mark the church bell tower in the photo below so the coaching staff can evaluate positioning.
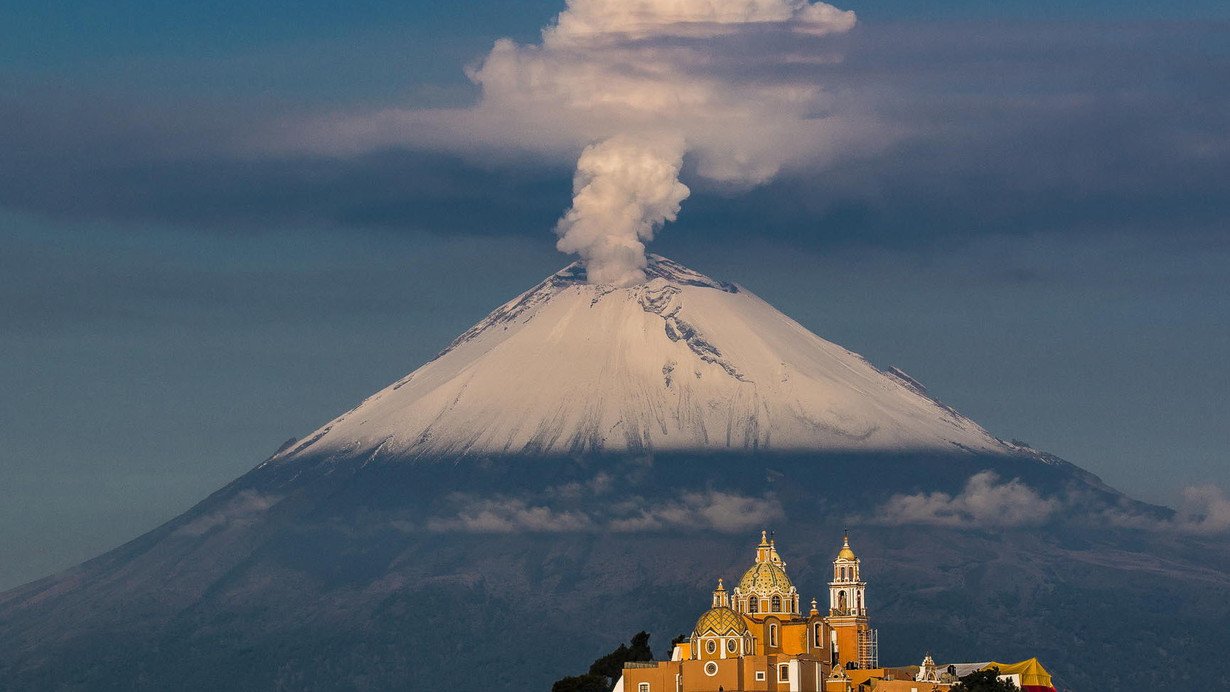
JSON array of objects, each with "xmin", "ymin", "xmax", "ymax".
[{"xmin": 827, "ymin": 531, "xmax": 876, "ymax": 669}]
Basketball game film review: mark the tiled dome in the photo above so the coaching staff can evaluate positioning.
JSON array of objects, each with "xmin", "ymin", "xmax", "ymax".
[
  {"xmin": 693, "ymin": 607, "xmax": 749, "ymax": 636},
  {"xmin": 737, "ymin": 560, "xmax": 793, "ymax": 594}
]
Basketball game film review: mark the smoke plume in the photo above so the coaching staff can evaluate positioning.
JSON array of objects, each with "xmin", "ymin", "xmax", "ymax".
[
  {"xmin": 287, "ymin": 0, "xmax": 871, "ymax": 282},
  {"xmin": 539, "ymin": 0, "xmax": 860, "ymax": 282},
  {"xmin": 555, "ymin": 135, "xmax": 690, "ymax": 286}
]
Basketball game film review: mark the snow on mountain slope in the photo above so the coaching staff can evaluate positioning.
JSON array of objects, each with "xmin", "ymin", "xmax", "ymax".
[{"xmin": 274, "ymin": 255, "xmax": 1010, "ymax": 461}]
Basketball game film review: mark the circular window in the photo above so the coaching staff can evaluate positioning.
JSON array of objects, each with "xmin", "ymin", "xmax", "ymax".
[
  {"xmin": 706, "ymin": 639, "xmax": 717, "ymax": 654},
  {"xmin": 704, "ymin": 661, "xmax": 719, "ymax": 676},
  {"xmin": 726, "ymin": 638, "xmax": 738, "ymax": 653}
]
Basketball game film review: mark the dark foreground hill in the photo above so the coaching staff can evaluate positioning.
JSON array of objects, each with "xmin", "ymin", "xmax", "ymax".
[{"xmin": 2, "ymin": 450, "xmax": 1227, "ymax": 691}]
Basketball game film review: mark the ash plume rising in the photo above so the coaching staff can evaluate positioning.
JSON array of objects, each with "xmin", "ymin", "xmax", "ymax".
[
  {"xmin": 288, "ymin": 0, "xmax": 877, "ymax": 283},
  {"xmin": 539, "ymin": 0, "xmax": 862, "ymax": 284},
  {"xmin": 555, "ymin": 135, "xmax": 690, "ymax": 287}
]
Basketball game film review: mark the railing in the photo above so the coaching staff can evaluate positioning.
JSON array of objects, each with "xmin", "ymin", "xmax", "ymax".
[{"xmin": 624, "ymin": 662, "xmax": 659, "ymax": 669}]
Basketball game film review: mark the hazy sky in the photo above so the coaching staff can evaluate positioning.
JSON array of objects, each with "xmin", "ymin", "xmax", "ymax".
[{"xmin": 1, "ymin": 1, "xmax": 1227, "ymax": 589}]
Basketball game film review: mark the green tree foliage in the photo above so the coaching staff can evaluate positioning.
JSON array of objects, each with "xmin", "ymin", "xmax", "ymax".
[
  {"xmin": 552, "ymin": 632, "xmax": 655, "ymax": 692},
  {"xmin": 586, "ymin": 643, "xmax": 630, "ymax": 683},
  {"xmin": 626, "ymin": 631, "xmax": 654, "ymax": 663},
  {"xmin": 952, "ymin": 667, "xmax": 1020, "ymax": 692}
]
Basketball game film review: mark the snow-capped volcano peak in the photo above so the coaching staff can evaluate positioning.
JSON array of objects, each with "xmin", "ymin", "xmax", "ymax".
[{"xmin": 276, "ymin": 255, "xmax": 1009, "ymax": 461}]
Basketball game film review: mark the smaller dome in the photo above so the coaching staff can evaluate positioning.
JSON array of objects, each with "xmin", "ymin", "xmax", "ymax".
[
  {"xmin": 837, "ymin": 534, "xmax": 857, "ymax": 561},
  {"xmin": 694, "ymin": 607, "xmax": 749, "ymax": 636}
]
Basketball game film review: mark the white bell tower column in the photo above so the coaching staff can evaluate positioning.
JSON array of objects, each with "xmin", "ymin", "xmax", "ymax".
[
  {"xmin": 828, "ymin": 532, "xmax": 865, "ymax": 617},
  {"xmin": 827, "ymin": 531, "xmax": 874, "ymax": 669}
]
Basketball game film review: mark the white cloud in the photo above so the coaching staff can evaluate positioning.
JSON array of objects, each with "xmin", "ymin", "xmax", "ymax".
[
  {"xmin": 273, "ymin": 0, "xmax": 882, "ymax": 283},
  {"xmin": 608, "ymin": 490, "xmax": 784, "ymax": 533},
  {"xmin": 176, "ymin": 490, "xmax": 280, "ymax": 537},
  {"xmin": 296, "ymin": 0, "xmax": 870, "ymax": 185},
  {"xmin": 425, "ymin": 488, "xmax": 782, "ymax": 534},
  {"xmin": 873, "ymin": 472, "xmax": 1230, "ymax": 536},
  {"xmin": 1103, "ymin": 484, "xmax": 1230, "ymax": 536},
  {"xmin": 872, "ymin": 471, "xmax": 1060, "ymax": 529},
  {"xmin": 426, "ymin": 498, "xmax": 593, "ymax": 533},
  {"xmin": 548, "ymin": 472, "xmax": 616, "ymax": 499},
  {"xmin": 546, "ymin": 0, "xmax": 855, "ymax": 43},
  {"xmin": 1172, "ymin": 485, "xmax": 1230, "ymax": 534}
]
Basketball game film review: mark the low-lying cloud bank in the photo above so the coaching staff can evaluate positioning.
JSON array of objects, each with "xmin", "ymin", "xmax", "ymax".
[
  {"xmin": 607, "ymin": 489, "xmax": 785, "ymax": 533},
  {"xmin": 866, "ymin": 470, "xmax": 1230, "ymax": 535},
  {"xmin": 872, "ymin": 470, "xmax": 1059, "ymax": 529},
  {"xmin": 1108, "ymin": 484, "xmax": 1230, "ymax": 536},
  {"xmin": 424, "ymin": 487, "xmax": 782, "ymax": 534},
  {"xmin": 426, "ymin": 497, "xmax": 593, "ymax": 533},
  {"xmin": 171, "ymin": 471, "xmax": 1230, "ymax": 539},
  {"xmin": 176, "ymin": 490, "xmax": 281, "ymax": 537}
]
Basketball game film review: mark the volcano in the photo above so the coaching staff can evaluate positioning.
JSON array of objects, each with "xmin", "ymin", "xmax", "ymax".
[
  {"xmin": 283, "ymin": 255, "xmax": 1005, "ymax": 460},
  {"xmin": 2, "ymin": 257, "xmax": 1227, "ymax": 691}
]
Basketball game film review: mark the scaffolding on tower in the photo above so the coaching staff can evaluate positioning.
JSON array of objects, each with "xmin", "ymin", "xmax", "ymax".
[{"xmin": 857, "ymin": 629, "xmax": 878, "ymax": 669}]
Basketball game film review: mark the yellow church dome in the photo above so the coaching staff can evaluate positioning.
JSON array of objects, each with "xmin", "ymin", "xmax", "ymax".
[
  {"xmin": 737, "ymin": 560, "xmax": 793, "ymax": 593},
  {"xmin": 693, "ymin": 606, "xmax": 749, "ymax": 636},
  {"xmin": 837, "ymin": 533, "xmax": 857, "ymax": 561}
]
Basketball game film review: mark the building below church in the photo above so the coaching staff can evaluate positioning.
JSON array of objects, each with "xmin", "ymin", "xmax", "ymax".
[{"xmin": 614, "ymin": 532, "xmax": 1057, "ymax": 692}]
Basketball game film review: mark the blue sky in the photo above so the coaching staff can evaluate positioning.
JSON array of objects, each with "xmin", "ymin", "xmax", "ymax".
[{"xmin": 1, "ymin": 1, "xmax": 1227, "ymax": 589}]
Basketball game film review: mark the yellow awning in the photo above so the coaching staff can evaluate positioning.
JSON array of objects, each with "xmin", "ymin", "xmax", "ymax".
[{"xmin": 983, "ymin": 658, "xmax": 1054, "ymax": 688}]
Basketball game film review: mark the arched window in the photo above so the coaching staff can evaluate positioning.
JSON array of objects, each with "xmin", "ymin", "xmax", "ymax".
[
  {"xmin": 769, "ymin": 623, "xmax": 779, "ymax": 648},
  {"xmin": 813, "ymin": 623, "xmax": 822, "ymax": 648},
  {"xmin": 771, "ymin": 595, "xmax": 781, "ymax": 611},
  {"xmin": 838, "ymin": 591, "xmax": 848, "ymax": 612},
  {"xmin": 857, "ymin": 592, "xmax": 863, "ymax": 611},
  {"xmin": 639, "ymin": 684, "xmax": 651, "ymax": 692},
  {"xmin": 840, "ymin": 566, "xmax": 846, "ymax": 580},
  {"xmin": 749, "ymin": 598, "xmax": 759, "ymax": 613}
]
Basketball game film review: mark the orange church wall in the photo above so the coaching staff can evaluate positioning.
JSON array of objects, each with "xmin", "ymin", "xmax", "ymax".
[
  {"xmin": 624, "ymin": 655, "xmax": 831, "ymax": 692},
  {"xmin": 779, "ymin": 618, "xmax": 825, "ymax": 656},
  {"xmin": 621, "ymin": 661, "xmax": 680, "ymax": 692},
  {"xmin": 830, "ymin": 622, "xmax": 864, "ymax": 668},
  {"xmin": 681, "ymin": 658, "xmax": 742, "ymax": 691}
]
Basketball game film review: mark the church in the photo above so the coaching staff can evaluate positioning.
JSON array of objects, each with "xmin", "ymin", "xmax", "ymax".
[
  {"xmin": 614, "ymin": 531, "xmax": 1057, "ymax": 692},
  {"xmin": 616, "ymin": 531, "xmax": 877, "ymax": 692}
]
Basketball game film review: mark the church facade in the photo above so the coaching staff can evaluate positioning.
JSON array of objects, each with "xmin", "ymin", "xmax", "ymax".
[{"xmin": 617, "ymin": 531, "xmax": 877, "ymax": 692}]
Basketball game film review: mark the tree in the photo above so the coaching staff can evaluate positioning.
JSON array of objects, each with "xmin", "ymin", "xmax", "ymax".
[
  {"xmin": 625, "ymin": 631, "xmax": 654, "ymax": 663},
  {"xmin": 552, "ymin": 632, "xmax": 656, "ymax": 692},
  {"xmin": 586, "ymin": 643, "xmax": 630, "ymax": 682},
  {"xmin": 951, "ymin": 667, "xmax": 1020, "ymax": 692}
]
